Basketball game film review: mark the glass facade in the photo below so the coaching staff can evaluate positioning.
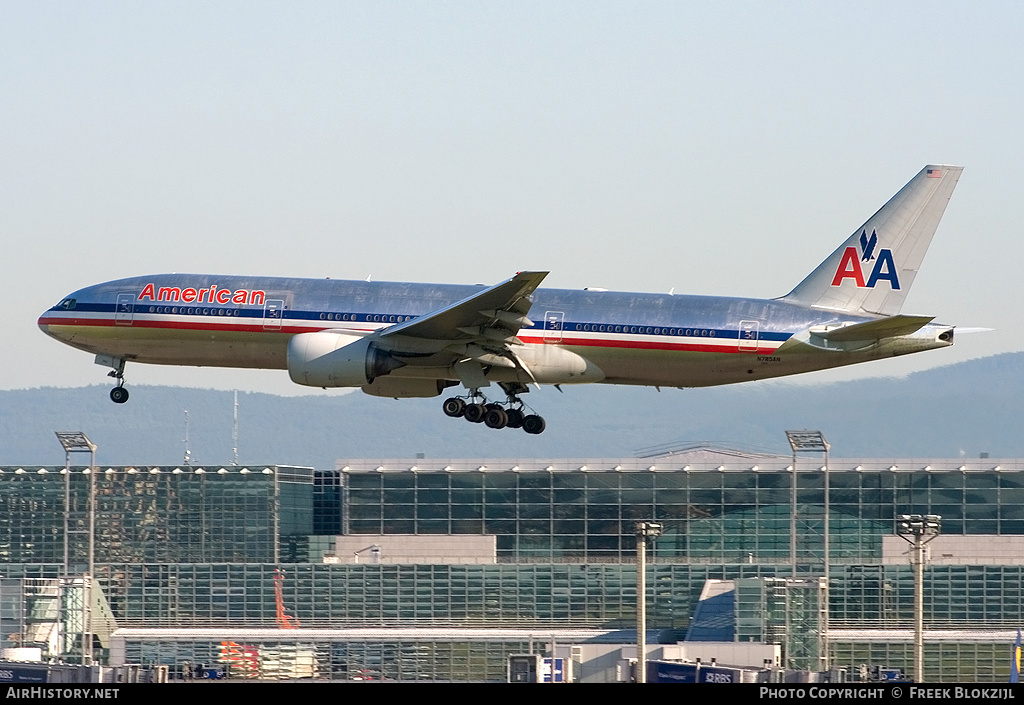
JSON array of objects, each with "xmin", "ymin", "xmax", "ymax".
[
  {"xmin": 0, "ymin": 466, "xmax": 311, "ymax": 566},
  {"xmin": 5, "ymin": 457, "xmax": 1024, "ymax": 681},
  {"xmin": 2, "ymin": 562, "xmax": 1022, "ymax": 635},
  {"xmin": 336, "ymin": 460, "xmax": 1024, "ymax": 563},
  {"xmin": 830, "ymin": 641, "xmax": 1013, "ymax": 683}
]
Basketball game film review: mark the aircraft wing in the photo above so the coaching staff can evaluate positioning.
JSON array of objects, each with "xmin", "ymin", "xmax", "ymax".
[
  {"xmin": 380, "ymin": 271, "xmax": 547, "ymax": 343},
  {"xmin": 376, "ymin": 271, "xmax": 548, "ymax": 385}
]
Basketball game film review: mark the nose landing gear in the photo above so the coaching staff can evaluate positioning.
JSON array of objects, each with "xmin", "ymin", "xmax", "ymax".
[{"xmin": 97, "ymin": 355, "xmax": 130, "ymax": 404}]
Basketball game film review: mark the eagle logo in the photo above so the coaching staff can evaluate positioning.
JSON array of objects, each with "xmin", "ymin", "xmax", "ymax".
[{"xmin": 859, "ymin": 229, "xmax": 878, "ymax": 262}]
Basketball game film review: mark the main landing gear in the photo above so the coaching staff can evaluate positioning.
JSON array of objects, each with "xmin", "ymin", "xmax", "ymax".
[{"xmin": 442, "ymin": 388, "xmax": 546, "ymax": 434}]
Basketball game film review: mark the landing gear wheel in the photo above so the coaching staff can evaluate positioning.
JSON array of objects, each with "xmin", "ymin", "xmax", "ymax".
[
  {"xmin": 505, "ymin": 408, "xmax": 524, "ymax": 429},
  {"xmin": 522, "ymin": 414, "xmax": 546, "ymax": 435},
  {"xmin": 464, "ymin": 403, "xmax": 487, "ymax": 423},
  {"xmin": 442, "ymin": 397, "xmax": 466, "ymax": 418},
  {"xmin": 484, "ymin": 408, "xmax": 508, "ymax": 429},
  {"xmin": 103, "ymin": 357, "xmax": 128, "ymax": 403}
]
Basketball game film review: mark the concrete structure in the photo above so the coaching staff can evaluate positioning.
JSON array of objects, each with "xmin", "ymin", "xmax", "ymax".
[
  {"xmin": 329, "ymin": 535, "xmax": 496, "ymax": 564},
  {"xmin": 882, "ymin": 535, "xmax": 1024, "ymax": 565}
]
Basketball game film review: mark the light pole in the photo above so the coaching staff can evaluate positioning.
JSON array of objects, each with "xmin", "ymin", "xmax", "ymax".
[
  {"xmin": 785, "ymin": 430, "xmax": 830, "ymax": 672},
  {"xmin": 896, "ymin": 514, "xmax": 940, "ymax": 683},
  {"xmin": 635, "ymin": 521, "xmax": 662, "ymax": 683},
  {"xmin": 54, "ymin": 432, "xmax": 96, "ymax": 666}
]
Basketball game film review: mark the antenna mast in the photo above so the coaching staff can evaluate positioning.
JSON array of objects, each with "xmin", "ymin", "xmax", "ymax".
[
  {"xmin": 183, "ymin": 410, "xmax": 192, "ymax": 466},
  {"xmin": 232, "ymin": 390, "xmax": 239, "ymax": 466}
]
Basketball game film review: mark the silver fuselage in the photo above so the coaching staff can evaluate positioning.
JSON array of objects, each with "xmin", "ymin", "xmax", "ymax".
[{"xmin": 38, "ymin": 274, "xmax": 953, "ymax": 389}]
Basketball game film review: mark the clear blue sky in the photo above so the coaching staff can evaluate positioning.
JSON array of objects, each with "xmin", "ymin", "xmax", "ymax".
[{"xmin": 3, "ymin": 2, "xmax": 1021, "ymax": 395}]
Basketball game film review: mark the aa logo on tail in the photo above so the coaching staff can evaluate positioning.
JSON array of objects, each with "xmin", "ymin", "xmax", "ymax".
[{"xmin": 831, "ymin": 229, "xmax": 900, "ymax": 289}]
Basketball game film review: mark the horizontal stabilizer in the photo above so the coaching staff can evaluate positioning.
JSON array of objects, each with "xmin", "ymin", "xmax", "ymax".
[{"xmin": 812, "ymin": 315, "xmax": 934, "ymax": 342}]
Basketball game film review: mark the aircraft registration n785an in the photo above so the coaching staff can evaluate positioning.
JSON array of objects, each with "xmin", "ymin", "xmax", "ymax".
[{"xmin": 39, "ymin": 165, "xmax": 962, "ymax": 434}]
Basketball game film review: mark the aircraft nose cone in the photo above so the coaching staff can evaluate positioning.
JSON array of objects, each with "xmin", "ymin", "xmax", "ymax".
[
  {"xmin": 38, "ymin": 311, "xmax": 56, "ymax": 338},
  {"xmin": 38, "ymin": 308, "xmax": 68, "ymax": 342}
]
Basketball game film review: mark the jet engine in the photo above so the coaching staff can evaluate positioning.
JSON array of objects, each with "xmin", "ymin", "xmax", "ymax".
[{"xmin": 287, "ymin": 332, "xmax": 405, "ymax": 387}]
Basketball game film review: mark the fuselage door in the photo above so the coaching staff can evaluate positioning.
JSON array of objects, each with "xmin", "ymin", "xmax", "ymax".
[
  {"xmin": 263, "ymin": 299, "xmax": 285, "ymax": 330},
  {"xmin": 115, "ymin": 293, "xmax": 135, "ymax": 326},
  {"xmin": 738, "ymin": 320, "xmax": 759, "ymax": 352},
  {"xmin": 544, "ymin": 311, "xmax": 565, "ymax": 343}
]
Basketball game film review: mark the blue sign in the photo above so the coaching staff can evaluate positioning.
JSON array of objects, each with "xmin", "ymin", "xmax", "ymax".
[{"xmin": 542, "ymin": 658, "xmax": 565, "ymax": 683}]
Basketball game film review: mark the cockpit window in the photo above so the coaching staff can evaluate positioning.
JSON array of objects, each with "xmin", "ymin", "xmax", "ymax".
[{"xmin": 58, "ymin": 298, "xmax": 77, "ymax": 310}]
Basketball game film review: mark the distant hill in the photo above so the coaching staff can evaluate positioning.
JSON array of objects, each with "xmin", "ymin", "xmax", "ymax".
[{"xmin": 2, "ymin": 352, "xmax": 1023, "ymax": 468}]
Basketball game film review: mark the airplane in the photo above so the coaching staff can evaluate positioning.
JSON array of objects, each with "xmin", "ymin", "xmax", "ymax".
[{"xmin": 39, "ymin": 164, "xmax": 963, "ymax": 435}]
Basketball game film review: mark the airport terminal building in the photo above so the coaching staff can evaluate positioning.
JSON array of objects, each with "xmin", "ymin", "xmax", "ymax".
[{"xmin": 1, "ymin": 448, "xmax": 1022, "ymax": 681}]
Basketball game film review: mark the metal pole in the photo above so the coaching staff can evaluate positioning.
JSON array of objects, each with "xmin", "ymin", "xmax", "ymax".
[
  {"xmin": 785, "ymin": 431, "xmax": 831, "ymax": 673},
  {"xmin": 896, "ymin": 514, "xmax": 940, "ymax": 683},
  {"xmin": 84, "ymin": 449, "xmax": 95, "ymax": 666},
  {"xmin": 62, "ymin": 452, "xmax": 70, "ymax": 584},
  {"xmin": 914, "ymin": 536, "xmax": 924, "ymax": 682},
  {"xmin": 790, "ymin": 456, "xmax": 797, "ymax": 577},
  {"xmin": 54, "ymin": 432, "xmax": 97, "ymax": 665},
  {"xmin": 636, "ymin": 530, "xmax": 646, "ymax": 684},
  {"xmin": 822, "ymin": 447, "xmax": 830, "ymax": 672},
  {"xmin": 232, "ymin": 391, "xmax": 239, "ymax": 466},
  {"xmin": 634, "ymin": 521, "xmax": 661, "ymax": 684},
  {"xmin": 60, "ymin": 450, "xmax": 70, "ymax": 662}
]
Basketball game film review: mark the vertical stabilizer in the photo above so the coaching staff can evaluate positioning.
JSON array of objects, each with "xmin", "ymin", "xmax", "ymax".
[{"xmin": 782, "ymin": 165, "xmax": 962, "ymax": 315}]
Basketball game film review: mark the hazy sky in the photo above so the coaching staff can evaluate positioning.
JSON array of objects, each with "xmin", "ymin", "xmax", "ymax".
[{"xmin": 3, "ymin": 2, "xmax": 1022, "ymax": 396}]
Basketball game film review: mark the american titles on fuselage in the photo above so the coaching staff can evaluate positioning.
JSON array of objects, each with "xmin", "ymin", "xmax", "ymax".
[{"xmin": 137, "ymin": 282, "xmax": 266, "ymax": 306}]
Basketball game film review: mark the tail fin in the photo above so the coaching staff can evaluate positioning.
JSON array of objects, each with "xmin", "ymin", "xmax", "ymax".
[{"xmin": 782, "ymin": 165, "xmax": 963, "ymax": 315}]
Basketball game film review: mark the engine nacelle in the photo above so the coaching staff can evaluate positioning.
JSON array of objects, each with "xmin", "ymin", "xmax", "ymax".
[{"xmin": 287, "ymin": 332, "xmax": 404, "ymax": 387}]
